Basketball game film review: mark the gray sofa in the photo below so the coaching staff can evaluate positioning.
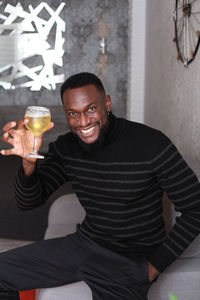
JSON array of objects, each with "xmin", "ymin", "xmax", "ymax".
[{"xmin": 36, "ymin": 158, "xmax": 200, "ymax": 300}]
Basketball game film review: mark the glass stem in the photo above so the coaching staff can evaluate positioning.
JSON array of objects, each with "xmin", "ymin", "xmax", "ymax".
[{"xmin": 33, "ymin": 137, "xmax": 38, "ymax": 154}]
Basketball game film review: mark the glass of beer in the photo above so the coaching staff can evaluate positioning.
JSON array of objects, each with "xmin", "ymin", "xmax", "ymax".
[{"xmin": 24, "ymin": 106, "xmax": 51, "ymax": 159}]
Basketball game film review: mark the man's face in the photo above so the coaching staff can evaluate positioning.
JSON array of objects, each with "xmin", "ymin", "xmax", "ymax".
[{"xmin": 62, "ymin": 84, "xmax": 111, "ymax": 144}]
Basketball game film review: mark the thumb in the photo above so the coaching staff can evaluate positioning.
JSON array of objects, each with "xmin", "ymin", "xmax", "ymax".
[
  {"xmin": 46, "ymin": 122, "xmax": 54, "ymax": 132},
  {"xmin": 39, "ymin": 122, "xmax": 54, "ymax": 139}
]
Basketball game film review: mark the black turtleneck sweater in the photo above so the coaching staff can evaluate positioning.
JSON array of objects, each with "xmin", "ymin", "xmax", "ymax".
[{"xmin": 15, "ymin": 114, "xmax": 200, "ymax": 273}]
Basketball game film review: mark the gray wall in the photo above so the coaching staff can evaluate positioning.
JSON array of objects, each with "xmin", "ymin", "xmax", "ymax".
[{"xmin": 144, "ymin": 0, "xmax": 200, "ymax": 162}]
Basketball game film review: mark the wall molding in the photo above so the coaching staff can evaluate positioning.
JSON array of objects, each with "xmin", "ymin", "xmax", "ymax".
[{"xmin": 127, "ymin": 0, "xmax": 147, "ymax": 123}]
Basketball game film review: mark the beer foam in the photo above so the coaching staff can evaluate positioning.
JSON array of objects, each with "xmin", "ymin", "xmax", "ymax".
[{"xmin": 25, "ymin": 106, "xmax": 50, "ymax": 117}]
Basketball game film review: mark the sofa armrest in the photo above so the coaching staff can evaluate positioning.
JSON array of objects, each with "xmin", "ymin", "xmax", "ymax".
[
  {"xmin": 44, "ymin": 193, "xmax": 86, "ymax": 240},
  {"xmin": 48, "ymin": 193, "xmax": 86, "ymax": 226}
]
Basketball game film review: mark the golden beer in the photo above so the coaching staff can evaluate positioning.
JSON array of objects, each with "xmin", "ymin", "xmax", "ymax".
[
  {"xmin": 24, "ymin": 106, "xmax": 51, "ymax": 159},
  {"xmin": 25, "ymin": 106, "xmax": 51, "ymax": 137},
  {"xmin": 25, "ymin": 115, "xmax": 51, "ymax": 136}
]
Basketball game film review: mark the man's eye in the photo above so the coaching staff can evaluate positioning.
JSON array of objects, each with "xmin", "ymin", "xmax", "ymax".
[
  {"xmin": 68, "ymin": 112, "xmax": 77, "ymax": 117},
  {"xmin": 88, "ymin": 106, "xmax": 96, "ymax": 112}
]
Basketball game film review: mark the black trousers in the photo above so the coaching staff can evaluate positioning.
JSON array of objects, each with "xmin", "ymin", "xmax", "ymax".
[{"xmin": 0, "ymin": 228, "xmax": 151, "ymax": 300}]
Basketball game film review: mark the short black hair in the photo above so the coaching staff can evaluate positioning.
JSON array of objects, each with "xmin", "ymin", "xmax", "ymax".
[{"xmin": 60, "ymin": 72, "xmax": 106, "ymax": 102}]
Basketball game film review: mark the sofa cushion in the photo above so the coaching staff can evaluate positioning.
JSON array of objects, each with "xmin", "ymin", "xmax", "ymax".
[
  {"xmin": 148, "ymin": 257, "xmax": 200, "ymax": 300},
  {"xmin": 0, "ymin": 239, "xmax": 33, "ymax": 253},
  {"xmin": 36, "ymin": 280, "xmax": 92, "ymax": 300}
]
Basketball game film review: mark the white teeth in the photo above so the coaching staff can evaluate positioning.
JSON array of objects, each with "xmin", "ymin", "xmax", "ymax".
[{"xmin": 81, "ymin": 127, "xmax": 95, "ymax": 134}]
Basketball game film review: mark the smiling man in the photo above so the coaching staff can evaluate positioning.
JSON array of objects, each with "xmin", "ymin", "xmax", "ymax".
[
  {"xmin": 1, "ymin": 72, "xmax": 200, "ymax": 300},
  {"xmin": 61, "ymin": 78, "xmax": 111, "ymax": 145}
]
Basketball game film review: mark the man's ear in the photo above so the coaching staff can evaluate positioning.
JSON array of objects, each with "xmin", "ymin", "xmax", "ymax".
[{"xmin": 105, "ymin": 95, "xmax": 111, "ymax": 112}]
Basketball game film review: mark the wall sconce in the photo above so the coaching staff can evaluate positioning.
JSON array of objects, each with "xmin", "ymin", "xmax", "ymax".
[
  {"xmin": 96, "ymin": 16, "xmax": 109, "ymax": 54},
  {"xmin": 99, "ymin": 37, "xmax": 106, "ymax": 54},
  {"xmin": 96, "ymin": 16, "xmax": 109, "ymax": 75}
]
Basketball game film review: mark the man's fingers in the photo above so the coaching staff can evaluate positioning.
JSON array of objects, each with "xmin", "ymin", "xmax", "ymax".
[
  {"xmin": 2, "ymin": 118, "xmax": 28, "ymax": 132},
  {"xmin": 46, "ymin": 122, "xmax": 54, "ymax": 131},
  {"xmin": 7, "ymin": 129, "xmax": 16, "ymax": 138},
  {"xmin": 16, "ymin": 118, "xmax": 29, "ymax": 130},
  {"xmin": 37, "ymin": 122, "xmax": 54, "ymax": 140},
  {"xmin": 2, "ymin": 121, "xmax": 16, "ymax": 132},
  {"xmin": 0, "ymin": 148, "xmax": 16, "ymax": 156},
  {"xmin": 2, "ymin": 132, "xmax": 15, "ymax": 146}
]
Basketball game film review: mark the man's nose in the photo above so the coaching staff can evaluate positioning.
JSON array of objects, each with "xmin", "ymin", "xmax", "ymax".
[{"xmin": 79, "ymin": 113, "xmax": 90, "ymax": 127}]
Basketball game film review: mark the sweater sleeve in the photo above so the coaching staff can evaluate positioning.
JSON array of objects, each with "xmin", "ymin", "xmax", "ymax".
[
  {"xmin": 148, "ymin": 133, "xmax": 200, "ymax": 272},
  {"xmin": 15, "ymin": 140, "xmax": 68, "ymax": 210}
]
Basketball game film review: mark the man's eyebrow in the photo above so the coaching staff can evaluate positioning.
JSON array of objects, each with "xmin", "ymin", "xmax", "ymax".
[
  {"xmin": 85, "ymin": 101, "xmax": 98, "ymax": 107},
  {"xmin": 63, "ymin": 101, "xmax": 98, "ymax": 111},
  {"xmin": 63, "ymin": 107, "xmax": 75, "ymax": 111}
]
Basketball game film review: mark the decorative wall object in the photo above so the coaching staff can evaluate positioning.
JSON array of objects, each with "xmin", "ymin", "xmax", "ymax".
[
  {"xmin": 173, "ymin": 0, "xmax": 200, "ymax": 67},
  {"xmin": 0, "ymin": 2, "xmax": 65, "ymax": 90}
]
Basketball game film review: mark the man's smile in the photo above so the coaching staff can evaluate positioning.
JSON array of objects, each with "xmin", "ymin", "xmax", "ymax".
[
  {"xmin": 75, "ymin": 122, "xmax": 100, "ymax": 143},
  {"xmin": 80, "ymin": 126, "xmax": 96, "ymax": 135}
]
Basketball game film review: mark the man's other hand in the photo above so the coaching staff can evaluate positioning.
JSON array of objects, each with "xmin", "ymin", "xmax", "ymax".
[{"xmin": 147, "ymin": 261, "xmax": 160, "ymax": 282}]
